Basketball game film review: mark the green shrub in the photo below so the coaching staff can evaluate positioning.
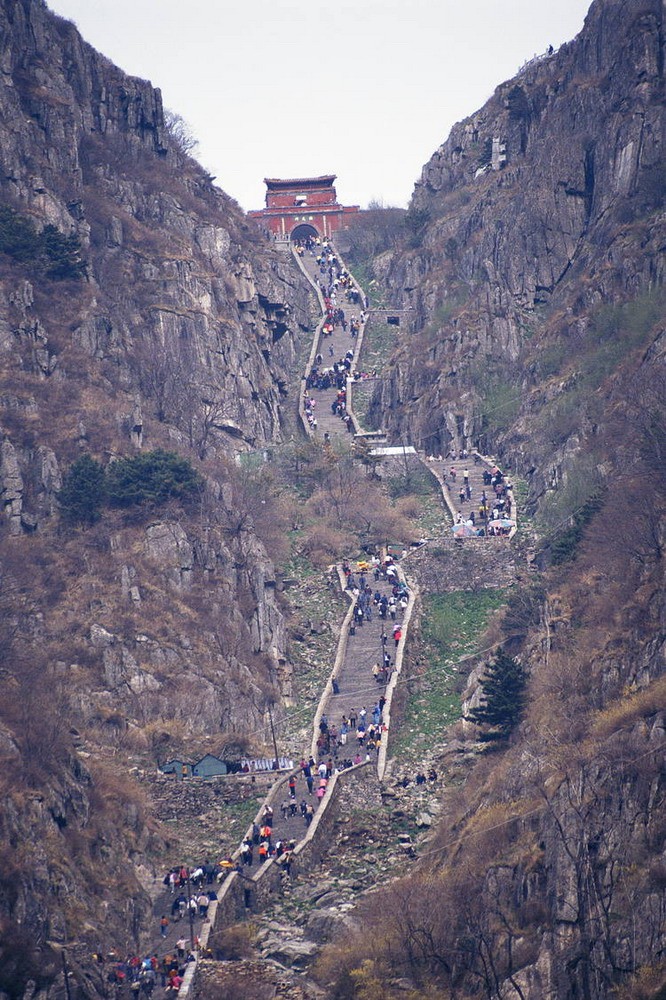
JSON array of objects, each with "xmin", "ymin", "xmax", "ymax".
[
  {"xmin": 0, "ymin": 206, "xmax": 86, "ymax": 280},
  {"xmin": 477, "ymin": 136, "xmax": 493, "ymax": 166},
  {"xmin": 404, "ymin": 205, "xmax": 431, "ymax": 248},
  {"xmin": 58, "ymin": 454, "xmax": 106, "ymax": 525},
  {"xmin": 59, "ymin": 450, "xmax": 201, "ymax": 524},
  {"xmin": 106, "ymin": 449, "xmax": 202, "ymax": 507}
]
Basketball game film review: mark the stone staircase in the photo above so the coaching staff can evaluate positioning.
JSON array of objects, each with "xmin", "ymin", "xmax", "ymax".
[{"xmin": 180, "ymin": 237, "xmax": 515, "ymax": 993}]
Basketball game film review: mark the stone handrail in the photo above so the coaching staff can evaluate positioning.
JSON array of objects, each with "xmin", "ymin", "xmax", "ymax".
[
  {"xmin": 204, "ymin": 761, "xmax": 371, "ymax": 960},
  {"xmin": 310, "ymin": 569, "xmax": 357, "ymax": 761},
  {"xmin": 417, "ymin": 452, "xmax": 458, "ymax": 522},
  {"xmin": 181, "ymin": 561, "xmax": 373, "ymax": 996},
  {"xmin": 376, "ymin": 564, "xmax": 417, "ymax": 781},
  {"xmin": 178, "ymin": 766, "xmax": 301, "ymax": 995}
]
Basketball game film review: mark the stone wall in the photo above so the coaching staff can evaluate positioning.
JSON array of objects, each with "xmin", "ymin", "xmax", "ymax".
[{"xmin": 199, "ymin": 763, "xmax": 376, "ymax": 954}]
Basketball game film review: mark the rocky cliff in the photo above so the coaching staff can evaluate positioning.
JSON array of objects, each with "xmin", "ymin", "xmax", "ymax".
[
  {"xmin": 370, "ymin": 0, "xmax": 663, "ymax": 482},
  {"xmin": 0, "ymin": 0, "xmax": 317, "ymax": 984},
  {"xmin": 0, "ymin": 0, "xmax": 664, "ymax": 995},
  {"xmin": 315, "ymin": 1, "xmax": 665, "ymax": 997}
]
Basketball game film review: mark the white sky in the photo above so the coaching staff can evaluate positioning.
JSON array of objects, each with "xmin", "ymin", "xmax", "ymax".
[{"xmin": 46, "ymin": 0, "xmax": 591, "ymax": 211}]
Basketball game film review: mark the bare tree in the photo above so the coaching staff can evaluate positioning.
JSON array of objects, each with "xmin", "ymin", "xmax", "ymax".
[
  {"xmin": 135, "ymin": 340, "xmax": 187, "ymax": 423},
  {"xmin": 164, "ymin": 109, "xmax": 199, "ymax": 156}
]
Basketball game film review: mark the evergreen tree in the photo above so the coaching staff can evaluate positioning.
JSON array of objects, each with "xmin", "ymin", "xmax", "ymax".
[
  {"xmin": 468, "ymin": 650, "xmax": 528, "ymax": 742},
  {"xmin": 0, "ymin": 207, "xmax": 86, "ymax": 280},
  {"xmin": 106, "ymin": 449, "xmax": 202, "ymax": 507},
  {"xmin": 58, "ymin": 455, "xmax": 106, "ymax": 525}
]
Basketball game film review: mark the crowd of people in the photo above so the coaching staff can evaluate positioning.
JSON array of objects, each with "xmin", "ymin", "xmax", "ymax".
[
  {"xmin": 344, "ymin": 556, "xmax": 410, "ymax": 625},
  {"xmin": 140, "ymin": 241, "xmax": 519, "ymax": 992},
  {"xmin": 302, "ymin": 348, "xmax": 357, "ymax": 434},
  {"xmin": 316, "ymin": 708, "xmax": 387, "ymax": 758},
  {"xmin": 305, "ymin": 355, "xmax": 377, "ymax": 391},
  {"xmin": 303, "ymin": 377, "xmax": 355, "ymax": 434},
  {"xmin": 449, "ymin": 462, "xmax": 514, "ymax": 534},
  {"xmin": 91, "ymin": 948, "xmax": 196, "ymax": 995},
  {"xmin": 236, "ymin": 551, "xmax": 412, "ymax": 873},
  {"xmin": 425, "ymin": 450, "xmax": 515, "ymax": 537},
  {"xmin": 98, "ymin": 235, "xmax": 522, "ymax": 997},
  {"xmin": 237, "ymin": 803, "xmax": 299, "ymax": 871},
  {"xmin": 295, "ymin": 236, "xmax": 365, "ymax": 308},
  {"xmin": 298, "ymin": 236, "xmax": 371, "ymax": 436}
]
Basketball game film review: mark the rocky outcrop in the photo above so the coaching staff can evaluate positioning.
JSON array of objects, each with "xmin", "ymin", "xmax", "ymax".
[
  {"xmin": 0, "ymin": 0, "xmax": 318, "ymax": 981},
  {"xmin": 0, "ymin": 0, "xmax": 314, "ymax": 463},
  {"xmin": 0, "ymin": 437, "xmax": 23, "ymax": 532},
  {"xmin": 0, "ymin": 0, "xmax": 313, "ymax": 705},
  {"xmin": 370, "ymin": 0, "xmax": 664, "ymax": 468}
]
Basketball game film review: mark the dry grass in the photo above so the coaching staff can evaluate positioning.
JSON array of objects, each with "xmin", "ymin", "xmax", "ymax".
[{"xmin": 591, "ymin": 676, "xmax": 666, "ymax": 739}]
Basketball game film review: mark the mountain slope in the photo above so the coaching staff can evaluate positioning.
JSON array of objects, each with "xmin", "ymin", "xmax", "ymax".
[
  {"xmin": 0, "ymin": 0, "xmax": 317, "ymax": 985},
  {"xmin": 314, "ymin": 1, "xmax": 665, "ymax": 997}
]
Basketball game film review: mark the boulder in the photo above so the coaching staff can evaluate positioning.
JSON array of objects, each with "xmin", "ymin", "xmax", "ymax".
[{"xmin": 415, "ymin": 812, "xmax": 433, "ymax": 828}]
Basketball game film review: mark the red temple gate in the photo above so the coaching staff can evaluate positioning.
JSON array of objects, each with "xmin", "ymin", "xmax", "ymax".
[{"xmin": 249, "ymin": 175, "xmax": 359, "ymax": 238}]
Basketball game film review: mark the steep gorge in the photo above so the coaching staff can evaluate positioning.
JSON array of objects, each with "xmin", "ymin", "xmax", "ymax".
[{"xmin": 0, "ymin": 0, "xmax": 664, "ymax": 997}]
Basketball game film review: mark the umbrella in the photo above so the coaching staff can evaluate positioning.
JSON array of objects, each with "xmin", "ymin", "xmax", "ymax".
[
  {"xmin": 488, "ymin": 518, "xmax": 515, "ymax": 530},
  {"xmin": 451, "ymin": 523, "xmax": 475, "ymax": 537}
]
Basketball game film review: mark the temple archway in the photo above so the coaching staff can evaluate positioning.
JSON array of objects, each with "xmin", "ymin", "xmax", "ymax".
[{"xmin": 291, "ymin": 223, "xmax": 318, "ymax": 242}]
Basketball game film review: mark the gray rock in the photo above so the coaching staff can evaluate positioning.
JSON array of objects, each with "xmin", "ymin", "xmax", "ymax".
[
  {"xmin": 145, "ymin": 521, "xmax": 194, "ymax": 590},
  {"xmin": 0, "ymin": 438, "xmax": 23, "ymax": 533},
  {"xmin": 415, "ymin": 812, "xmax": 433, "ymax": 827},
  {"xmin": 312, "ymin": 890, "xmax": 344, "ymax": 909},
  {"xmin": 304, "ymin": 910, "xmax": 339, "ymax": 941},
  {"xmin": 90, "ymin": 624, "xmax": 115, "ymax": 648},
  {"xmin": 263, "ymin": 939, "xmax": 319, "ymax": 969}
]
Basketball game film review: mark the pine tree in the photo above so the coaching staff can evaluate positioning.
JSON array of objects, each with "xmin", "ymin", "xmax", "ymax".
[
  {"xmin": 468, "ymin": 650, "xmax": 528, "ymax": 742},
  {"xmin": 58, "ymin": 454, "xmax": 106, "ymax": 525},
  {"xmin": 105, "ymin": 449, "xmax": 202, "ymax": 507}
]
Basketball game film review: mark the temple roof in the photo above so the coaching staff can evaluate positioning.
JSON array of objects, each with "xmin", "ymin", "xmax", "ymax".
[{"xmin": 264, "ymin": 175, "xmax": 336, "ymax": 189}]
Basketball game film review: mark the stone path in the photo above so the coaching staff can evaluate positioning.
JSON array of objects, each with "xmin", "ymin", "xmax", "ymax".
[
  {"xmin": 240, "ymin": 571, "xmax": 408, "ymax": 866},
  {"xmin": 424, "ymin": 451, "xmax": 516, "ymax": 537},
  {"xmin": 296, "ymin": 244, "xmax": 368, "ymax": 440},
  {"xmin": 100, "ymin": 874, "xmax": 210, "ymax": 994},
  {"xmin": 175, "ymin": 238, "xmax": 516, "ymax": 993},
  {"xmin": 319, "ymin": 572, "xmax": 404, "ymax": 751},
  {"xmin": 230, "ymin": 241, "xmax": 411, "ymax": 872}
]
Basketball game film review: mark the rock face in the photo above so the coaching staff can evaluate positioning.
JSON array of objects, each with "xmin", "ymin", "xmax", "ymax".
[
  {"xmin": 0, "ymin": 0, "xmax": 315, "ymax": 715},
  {"xmin": 370, "ymin": 0, "xmax": 664, "ymax": 476},
  {"xmin": 0, "ymin": 0, "xmax": 317, "ymax": 985},
  {"xmin": 0, "ymin": 0, "xmax": 313, "ymax": 455},
  {"xmin": 327, "ymin": 3, "xmax": 665, "ymax": 999}
]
